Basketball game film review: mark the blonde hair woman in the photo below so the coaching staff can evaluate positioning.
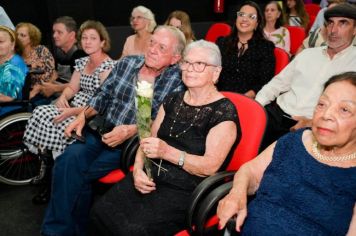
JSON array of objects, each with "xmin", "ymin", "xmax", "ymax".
[{"xmin": 120, "ymin": 5, "xmax": 157, "ymax": 58}]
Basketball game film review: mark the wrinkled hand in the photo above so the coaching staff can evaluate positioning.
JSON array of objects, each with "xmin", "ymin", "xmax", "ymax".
[
  {"xmin": 55, "ymin": 95, "xmax": 70, "ymax": 108},
  {"xmin": 40, "ymin": 82, "xmax": 57, "ymax": 97},
  {"xmin": 64, "ymin": 113, "xmax": 86, "ymax": 138},
  {"xmin": 101, "ymin": 126, "xmax": 130, "ymax": 148},
  {"xmin": 133, "ymin": 168, "xmax": 156, "ymax": 194},
  {"xmin": 140, "ymin": 137, "xmax": 168, "ymax": 159},
  {"xmin": 290, "ymin": 116, "xmax": 312, "ymax": 131},
  {"xmin": 53, "ymin": 108, "xmax": 76, "ymax": 124},
  {"xmin": 217, "ymin": 191, "xmax": 248, "ymax": 232}
]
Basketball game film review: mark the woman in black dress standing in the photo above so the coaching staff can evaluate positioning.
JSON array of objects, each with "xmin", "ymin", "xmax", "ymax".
[
  {"xmin": 90, "ymin": 40, "xmax": 241, "ymax": 235},
  {"xmin": 216, "ymin": 1, "xmax": 275, "ymax": 99}
]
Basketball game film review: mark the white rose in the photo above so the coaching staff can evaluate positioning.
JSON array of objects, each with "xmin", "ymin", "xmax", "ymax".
[{"xmin": 136, "ymin": 80, "xmax": 153, "ymax": 98}]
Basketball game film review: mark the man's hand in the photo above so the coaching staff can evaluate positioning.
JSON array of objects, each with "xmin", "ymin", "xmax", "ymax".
[
  {"xmin": 290, "ymin": 116, "xmax": 312, "ymax": 131},
  {"xmin": 64, "ymin": 112, "xmax": 86, "ymax": 138},
  {"xmin": 101, "ymin": 125, "xmax": 137, "ymax": 148},
  {"xmin": 244, "ymin": 90, "xmax": 256, "ymax": 99},
  {"xmin": 133, "ymin": 168, "xmax": 156, "ymax": 194}
]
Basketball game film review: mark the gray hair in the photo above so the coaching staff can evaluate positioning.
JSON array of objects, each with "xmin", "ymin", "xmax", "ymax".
[
  {"xmin": 132, "ymin": 6, "xmax": 157, "ymax": 33},
  {"xmin": 184, "ymin": 40, "xmax": 222, "ymax": 66},
  {"xmin": 154, "ymin": 25, "xmax": 186, "ymax": 55}
]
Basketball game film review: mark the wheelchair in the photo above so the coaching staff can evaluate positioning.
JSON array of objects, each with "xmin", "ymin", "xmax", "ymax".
[{"xmin": 0, "ymin": 70, "xmax": 45, "ymax": 185}]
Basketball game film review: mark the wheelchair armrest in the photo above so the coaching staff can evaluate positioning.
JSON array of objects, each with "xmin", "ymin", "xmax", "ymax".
[
  {"xmin": 186, "ymin": 171, "xmax": 235, "ymax": 231},
  {"xmin": 1, "ymin": 100, "xmax": 29, "ymax": 107}
]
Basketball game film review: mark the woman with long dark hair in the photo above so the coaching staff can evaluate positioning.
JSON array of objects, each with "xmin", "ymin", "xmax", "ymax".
[
  {"xmin": 285, "ymin": 0, "xmax": 309, "ymax": 29},
  {"xmin": 216, "ymin": 1, "xmax": 275, "ymax": 99}
]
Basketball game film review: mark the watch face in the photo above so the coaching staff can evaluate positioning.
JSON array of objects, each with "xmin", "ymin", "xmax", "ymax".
[{"xmin": 178, "ymin": 157, "xmax": 184, "ymax": 167}]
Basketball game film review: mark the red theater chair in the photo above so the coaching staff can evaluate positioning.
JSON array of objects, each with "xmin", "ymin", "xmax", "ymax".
[
  {"xmin": 205, "ymin": 23, "xmax": 231, "ymax": 43},
  {"xmin": 177, "ymin": 91, "xmax": 267, "ymax": 235},
  {"xmin": 274, "ymin": 47, "xmax": 290, "ymax": 75},
  {"xmin": 286, "ymin": 26, "xmax": 306, "ymax": 56}
]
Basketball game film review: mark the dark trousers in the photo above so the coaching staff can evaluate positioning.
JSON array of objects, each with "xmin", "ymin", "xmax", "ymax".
[
  {"xmin": 41, "ymin": 128, "xmax": 122, "ymax": 236},
  {"xmin": 260, "ymin": 103, "xmax": 297, "ymax": 151}
]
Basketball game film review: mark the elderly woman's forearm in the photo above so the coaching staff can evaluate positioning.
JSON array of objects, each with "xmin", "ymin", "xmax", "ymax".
[{"xmin": 231, "ymin": 164, "xmax": 259, "ymax": 196}]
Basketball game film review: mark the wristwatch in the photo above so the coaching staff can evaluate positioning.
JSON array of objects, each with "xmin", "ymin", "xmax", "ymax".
[{"xmin": 178, "ymin": 151, "xmax": 186, "ymax": 168}]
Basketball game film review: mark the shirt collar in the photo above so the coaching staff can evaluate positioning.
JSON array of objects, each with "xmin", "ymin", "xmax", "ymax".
[{"xmin": 322, "ymin": 43, "xmax": 354, "ymax": 58}]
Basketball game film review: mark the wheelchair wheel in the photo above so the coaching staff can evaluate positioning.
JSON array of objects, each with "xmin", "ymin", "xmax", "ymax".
[{"xmin": 0, "ymin": 112, "xmax": 40, "ymax": 185}]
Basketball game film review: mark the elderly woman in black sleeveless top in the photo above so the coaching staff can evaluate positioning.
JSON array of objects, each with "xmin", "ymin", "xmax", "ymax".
[
  {"xmin": 216, "ymin": 1, "xmax": 275, "ymax": 99},
  {"xmin": 90, "ymin": 40, "xmax": 241, "ymax": 235}
]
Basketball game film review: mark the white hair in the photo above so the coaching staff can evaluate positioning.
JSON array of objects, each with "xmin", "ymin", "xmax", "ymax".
[
  {"xmin": 154, "ymin": 25, "xmax": 186, "ymax": 55},
  {"xmin": 132, "ymin": 6, "xmax": 157, "ymax": 32},
  {"xmin": 184, "ymin": 40, "xmax": 222, "ymax": 66}
]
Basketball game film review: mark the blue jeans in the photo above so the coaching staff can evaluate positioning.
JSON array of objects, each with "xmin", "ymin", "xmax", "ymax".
[{"xmin": 41, "ymin": 128, "xmax": 122, "ymax": 236}]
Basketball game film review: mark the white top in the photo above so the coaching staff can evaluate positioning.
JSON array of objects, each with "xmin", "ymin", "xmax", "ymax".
[
  {"xmin": 121, "ymin": 34, "xmax": 149, "ymax": 58},
  {"xmin": 309, "ymin": 7, "xmax": 326, "ymax": 33},
  {"xmin": 256, "ymin": 45, "xmax": 356, "ymax": 118},
  {"xmin": 264, "ymin": 27, "xmax": 291, "ymax": 54}
]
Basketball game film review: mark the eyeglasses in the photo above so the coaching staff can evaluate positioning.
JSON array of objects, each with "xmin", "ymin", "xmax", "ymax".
[
  {"xmin": 237, "ymin": 11, "xmax": 258, "ymax": 20},
  {"xmin": 130, "ymin": 15, "xmax": 147, "ymax": 22},
  {"xmin": 180, "ymin": 60, "xmax": 217, "ymax": 73}
]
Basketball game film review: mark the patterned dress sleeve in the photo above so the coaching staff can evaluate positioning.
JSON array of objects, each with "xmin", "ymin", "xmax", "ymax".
[
  {"xmin": 282, "ymin": 27, "xmax": 291, "ymax": 54},
  {"xmin": 34, "ymin": 45, "xmax": 56, "ymax": 83},
  {"xmin": 73, "ymin": 57, "xmax": 89, "ymax": 73},
  {"xmin": 210, "ymin": 99, "xmax": 240, "ymax": 128},
  {"xmin": 0, "ymin": 62, "xmax": 25, "ymax": 99},
  {"xmin": 96, "ymin": 59, "xmax": 116, "ymax": 74}
]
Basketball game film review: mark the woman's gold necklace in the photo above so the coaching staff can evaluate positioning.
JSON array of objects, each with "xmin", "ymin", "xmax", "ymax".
[
  {"xmin": 311, "ymin": 141, "xmax": 356, "ymax": 162},
  {"xmin": 168, "ymin": 91, "xmax": 214, "ymax": 138}
]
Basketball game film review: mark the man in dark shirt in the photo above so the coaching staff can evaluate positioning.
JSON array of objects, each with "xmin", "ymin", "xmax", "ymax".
[
  {"xmin": 41, "ymin": 26, "xmax": 186, "ymax": 236},
  {"xmin": 39, "ymin": 16, "xmax": 86, "ymax": 98}
]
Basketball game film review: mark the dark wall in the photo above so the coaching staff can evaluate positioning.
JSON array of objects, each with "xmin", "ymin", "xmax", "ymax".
[
  {"xmin": 0, "ymin": 0, "xmax": 284, "ymax": 52},
  {"xmin": 0, "ymin": 0, "xmax": 237, "ymax": 43}
]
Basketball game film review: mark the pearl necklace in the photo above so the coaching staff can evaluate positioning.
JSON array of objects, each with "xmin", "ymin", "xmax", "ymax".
[
  {"xmin": 168, "ymin": 100, "xmax": 201, "ymax": 138},
  {"xmin": 311, "ymin": 141, "xmax": 356, "ymax": 162},
  {"xmin": 169, "ymin": 91, "xmax": 215, "ymax": 138}
]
